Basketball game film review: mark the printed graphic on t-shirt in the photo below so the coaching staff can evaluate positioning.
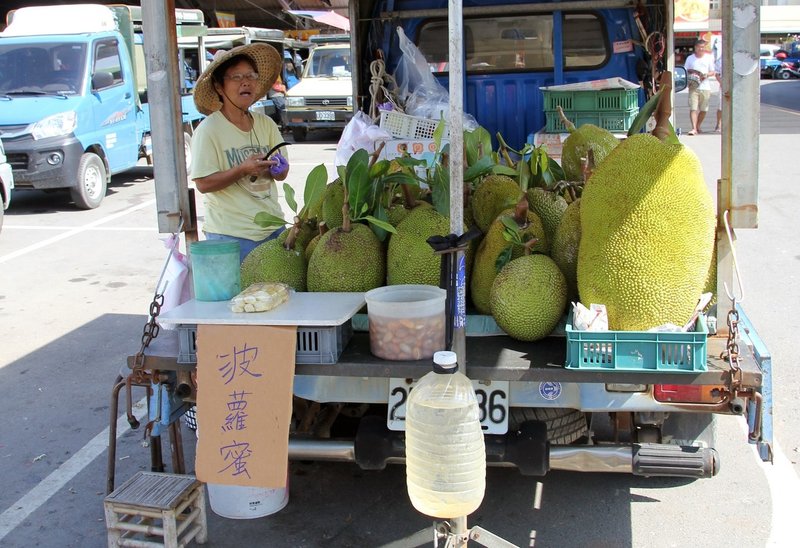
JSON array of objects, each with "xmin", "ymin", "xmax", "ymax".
[{"xmin": 225, "ymin": 145, "xmax": 267, "ymax": 168}]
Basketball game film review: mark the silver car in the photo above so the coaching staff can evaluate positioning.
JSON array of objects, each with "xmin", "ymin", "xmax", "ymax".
[{"xmin": 0, "ymin": 138, "xmax": 13, "ymax": 232}]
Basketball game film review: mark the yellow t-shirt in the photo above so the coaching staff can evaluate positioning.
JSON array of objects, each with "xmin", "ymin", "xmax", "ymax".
[{"xmin": 190, "ymin": 111, "xmax": 287, "ymax": 241}]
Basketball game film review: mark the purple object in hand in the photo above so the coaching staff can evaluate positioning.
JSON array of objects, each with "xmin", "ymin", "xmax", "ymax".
[{"xmin": 269, "ymin": 153, "xmax": 289, "ymax": 178}]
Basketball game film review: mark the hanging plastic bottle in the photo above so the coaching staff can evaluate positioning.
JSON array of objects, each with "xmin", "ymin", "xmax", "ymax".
[{"xmin": 405, "ymin": 351, "xmax": 486, "ymax": 518}]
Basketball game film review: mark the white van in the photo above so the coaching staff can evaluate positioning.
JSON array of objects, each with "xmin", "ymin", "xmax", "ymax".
[{"xmin": 285, "ymin": 43, "xmax": 354, "ymax": 141}]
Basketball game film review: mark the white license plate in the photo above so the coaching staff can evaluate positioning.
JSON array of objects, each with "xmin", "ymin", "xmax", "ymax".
[
  {"xmin": 316, "ymin": 110, "xmax": 335, "ymax": 121},
  {"xmin": 387, "ymin": 378, "xmax": 509, "ymax": 434}
]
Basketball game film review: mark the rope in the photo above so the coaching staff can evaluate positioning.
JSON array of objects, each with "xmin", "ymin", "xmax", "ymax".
[{"xmin": 368, "ymin": 59, "xmax": 402, "ymax": 120}]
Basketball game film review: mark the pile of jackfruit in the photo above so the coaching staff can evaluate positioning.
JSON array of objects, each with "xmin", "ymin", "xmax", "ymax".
[{"xmin": 240, "ymin": 118, "xmax": 715, "ymax": 342}]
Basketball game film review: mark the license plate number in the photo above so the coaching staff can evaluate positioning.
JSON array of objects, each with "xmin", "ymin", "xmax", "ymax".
[
  {"xmin": 387, "ymin": 378, "xmax": 509, "ymax": 434},
  {"xmin": 316, "ymin": 110, "xmax": 335, "ymax": 121}
]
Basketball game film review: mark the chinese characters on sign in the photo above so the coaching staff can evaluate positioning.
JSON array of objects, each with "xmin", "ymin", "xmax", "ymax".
[{"xmin": 196, "ymin": 324, "xmax": 297, "ymax": 488}]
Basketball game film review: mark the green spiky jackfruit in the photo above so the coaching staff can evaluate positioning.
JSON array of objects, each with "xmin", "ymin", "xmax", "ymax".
[
  {"xmin": 561, "ymin": 124, "xmax": 619, "ymax": 181},
  {"xmin": 240, "ymin": 239, "xmax": 307, "ymax": 291},
  {"xmin": 471, "ymin": 175, "xmax": 523, "ymax": 232},
  {"xmin": 550, "ymin": 199, "xmax": 581, "ymax": 302},
  {"xmin": 577, "ymin": 133, "xmax": 715, "ymax": 330},
  {"xmin": 490, "ymin": 254, "xmax": 567, "ymax": 341},
  {"xmin": 470, "ymin": 208, "xmax": 548, "ymax": 314},
  {"xmin": 527, "ymin": 187, "xmax": 568, "ymax": 244},
  {"xmin": 321, "ymin": 180, "xmax": 344, "ymax": 229},
  {"xmin": 387, "ymin": 207, "xmax": 450, "ymax": 286},
  {"xmin": 307, "ymin": 223, "xmax": 385, "ymax": 292}
]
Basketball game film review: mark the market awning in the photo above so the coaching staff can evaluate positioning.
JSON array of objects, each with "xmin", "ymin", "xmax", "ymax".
[{"xmin": 287, "ymin": 10, "xmax": 350, "ymax": 32}]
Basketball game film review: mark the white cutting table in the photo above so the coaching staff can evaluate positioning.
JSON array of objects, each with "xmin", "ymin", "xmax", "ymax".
[{"xmin": 159, "ymin": 292, "xmax": 366, "ymax": 326}]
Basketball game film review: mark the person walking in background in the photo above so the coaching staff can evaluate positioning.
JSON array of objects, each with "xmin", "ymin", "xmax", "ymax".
[{"xmin": 684, "ymin": 39, "xmax": 715, "ymax": 135}]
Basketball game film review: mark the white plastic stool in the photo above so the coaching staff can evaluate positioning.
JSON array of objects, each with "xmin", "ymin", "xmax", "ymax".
[{"xmin": 104, "ymin": 471, "xmax": 207, "ymax": 547}]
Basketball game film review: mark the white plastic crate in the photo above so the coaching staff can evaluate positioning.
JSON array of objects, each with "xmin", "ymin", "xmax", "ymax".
[
  {"xmin": 379, "ymin": 110, "xmax": 449, "ymax": 140},
  {"xmin": 177, "ymin": 321, "xmax": 353, "ymax": 365}
]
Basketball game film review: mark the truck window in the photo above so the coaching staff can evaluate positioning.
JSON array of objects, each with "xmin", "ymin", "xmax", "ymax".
[
  {"xmin": 93, "ymin": 39, "xmax": 124, "ymax": 88},
  {"xmin": 563, "ymin": 13, "xmax": 608, "ymax": 68},
  {"xmin": 417, "ymin": 11, "xmax": 607, "ymax": 73},
  {"xmin": 306, "ymin": 47, "xmax": 351, "ymax": 77},
  {"xmin": 0, "ymin": 43, "xmax": 87, "ymax": 94}
]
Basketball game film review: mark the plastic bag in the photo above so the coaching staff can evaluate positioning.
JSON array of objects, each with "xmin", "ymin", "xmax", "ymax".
[
  {"xmin": 156, "ymin": 234, "xmax": 191, "ymax": 329},
  {"xmin": 394, "ymin": 27, "xmax": 478, "ymax": 131},
  {"xmin": 335, "ymin": 111, "xmax": 392, "ymax": 166}
]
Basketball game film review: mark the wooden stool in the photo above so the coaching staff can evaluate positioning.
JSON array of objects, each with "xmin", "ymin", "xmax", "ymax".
[{"xmin": 104, "ymin": 471, "xmax": 207, "ymax": 547}]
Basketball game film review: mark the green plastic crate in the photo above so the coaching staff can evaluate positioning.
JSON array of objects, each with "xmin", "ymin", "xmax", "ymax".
[
  {"xmin": 545, "ymin": 108, "xmax": 638, "ymax": 133},
  {"xmin": 565, "ymin": 315, "xmax": 708, "ymax": 373},
  {"xmin": 543, "ymin": 87, "xmax": 639, "ymax": 112}
]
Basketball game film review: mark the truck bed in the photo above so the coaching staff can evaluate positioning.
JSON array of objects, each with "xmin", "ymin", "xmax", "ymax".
[{"xmin": 294, "ymin": 332, "xmax": 761, "ymax": 386}]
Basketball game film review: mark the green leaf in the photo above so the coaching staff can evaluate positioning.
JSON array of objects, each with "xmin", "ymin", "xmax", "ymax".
[
  {"xmin": 347, "ymin": 162, "xmax": 370, "ymax": 219},
  {"xmin": 364, "ymin": 215, "xmax": 397, "ymax": 234},
  {"xmin": 336, "ymin": 164, "xmax": 346, "ymax": 184},
  {"xmin": 495, "ymin": 245, "xmax": 514, "ymax": 273},
  {"xmin": 433, "ymin": 118, "xmax": 447, "ymax": 152},
  {"xmin": 367, "ymin": 204, "xmax": 390, "ymax": 241},
  {"xmin": 464, "ymin": 156, "xmax": 495, "ymax": 181},
  {"xmin": 346, "ymin": 149, "xmax": 369, "ymax": 181},
  {"xmin": 253, "ymin": 212, "xmax": 288, "ymax": 229},
  {"xmin": 369, "ymin": 159, "xmax": 390, "ymax": 179},
  {"xmin": 492, "ymin": 165, "xmax": 517, "ymax": 177},
  {"xmin": 500, "ymin": 214, "xmax": 520, "ymax": 232},
  {"xmin": 302, "ymin": 164, "xmax": 328, "ymax": 215},
  {"xmin": 627, "ymin": 89, "xmax": 662, "ymax": 136},
  {"xmin": 517, "ymin": 155, "xmax": 532, "ymax": 191},
  {"xmin": 395, "ymin": 156, "xmax": 426, "ymax": 169},
  {"xmin": 383, "ymin": 172, "xmax": 420, "ymax": 186},
  {"xmin": 431, "ymin": 166, "xmax": 450, "ymax": 216},
  {"xmin": 283, "ymin": 183, "xmax": 297, "ymax": 214}
]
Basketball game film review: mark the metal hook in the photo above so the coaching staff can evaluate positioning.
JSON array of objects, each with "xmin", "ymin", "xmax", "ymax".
[{"xmin": 722, "ymin": 210, "xmax": 744, "ymax": 304}]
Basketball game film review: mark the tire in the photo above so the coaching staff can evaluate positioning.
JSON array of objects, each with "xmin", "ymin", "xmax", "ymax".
[
  {"xmin": 70, "ymin": 152, "xmax": 107, "ymax": 209},
  {"xmin": 778, "ymin": 69, "xmax": 791, "ymax": 80},
  {"xmin": 509, "ymin": 407, "xmax": 588, "ymax": 445},
  {"xmin": 292, "ymin": 127, "xmax": 307, "ymax": 142}
]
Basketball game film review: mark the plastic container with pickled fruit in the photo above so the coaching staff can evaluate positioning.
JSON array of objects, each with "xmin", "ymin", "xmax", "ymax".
[{"xmin": 364, "ymin": 284, "xmax": 446, "ymax": 361}]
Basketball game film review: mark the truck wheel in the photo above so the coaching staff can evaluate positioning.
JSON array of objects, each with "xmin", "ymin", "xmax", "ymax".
[
  {"xmin": 509, "ymin": 408, "xmax": 588, "ymax": 445},
  {"xmin": 778, "ymin": 69, "xmax": 791, "ymax": 80},
  {"xmin": 71, "ymin": 152, "xmax": 107, "ymax": 209},
  {"xmin": 292, "ymin": 127, "xmax": 307, "ymax": 142}
]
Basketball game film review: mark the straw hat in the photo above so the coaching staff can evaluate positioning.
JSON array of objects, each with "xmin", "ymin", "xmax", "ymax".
[{"xmin": 193, "ymin": 43, "xmax": 282, "ymax": 115}]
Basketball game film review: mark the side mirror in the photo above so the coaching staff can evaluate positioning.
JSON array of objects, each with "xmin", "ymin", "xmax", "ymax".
[
  {"xmin": 91, "ymin": 71, "xmax": 114, "ymax": 90},
  {"xmin": 674, "ymin": 66, "xmax": 687, "ymax": 93}
]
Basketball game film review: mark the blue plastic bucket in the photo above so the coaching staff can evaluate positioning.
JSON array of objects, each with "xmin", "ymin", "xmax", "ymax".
[{"xmin": 190, "ymin": 240, "xmax": 241, "ymax": 301}]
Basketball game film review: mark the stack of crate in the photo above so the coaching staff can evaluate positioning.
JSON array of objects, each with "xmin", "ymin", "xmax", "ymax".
[{"xmin": 543, "ymin": 87, "xmax": 640, "ymax": 133}]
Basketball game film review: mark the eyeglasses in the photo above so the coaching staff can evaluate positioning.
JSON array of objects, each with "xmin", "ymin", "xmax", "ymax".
[{"xmin": 224, "ymin": 72, "xmax": 259, "ymax": 82}]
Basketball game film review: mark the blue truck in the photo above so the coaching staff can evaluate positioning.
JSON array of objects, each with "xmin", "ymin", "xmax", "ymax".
[{"xmin": 0, "ymin": 4, "xmax": 207, "ymax": 209}]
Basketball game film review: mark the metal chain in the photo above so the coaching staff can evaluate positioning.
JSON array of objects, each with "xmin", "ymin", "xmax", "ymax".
[
  {"xmin": 132, "ymin": 219, "xmax": 184, "ymax": 370},
  {"xmin": 723, "ymin": 307, "xmax": 741, "ymax": 372}
]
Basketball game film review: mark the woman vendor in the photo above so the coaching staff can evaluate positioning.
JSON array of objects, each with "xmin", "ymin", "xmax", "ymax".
[{"xmin": 190, "ymin": 43, "xmax": 290, "ymax": 262}]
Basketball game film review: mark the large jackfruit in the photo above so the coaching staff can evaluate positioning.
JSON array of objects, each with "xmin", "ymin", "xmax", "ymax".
[
  {"xmin": 240, "ymin": 238, "xmax": 307, "ymax": 291},
  {"xmin": 470, "ymin": 203, "xmax": 548, "ymax": 314},
  {"xmin": 550, "ymin": 199, "xmax": 581, "ymax": 302},
  {"xmin": 527, "ymin": 187, "xmax": 568, "ymax": 244},
  {"xmin": 387, "ymin": 207, "xmax": 450, "ymax": 286},
  {"xmin": 471, "ymin": 175, "xmax": 523, "ymax": 233},
  {"xmin": 561, "ymin": 124, "xmax": 619, "ymax": 182},
  {"xmin": 307, "ymin": 223, "xmax": 385, "ymax": 292},
  {"xmin": 577, "ymin": 133, "xmax": 715, "ymax": 330},
  {"xmin": 490, "ymin": 254, "xmax": 567, "ymax": 341}
]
